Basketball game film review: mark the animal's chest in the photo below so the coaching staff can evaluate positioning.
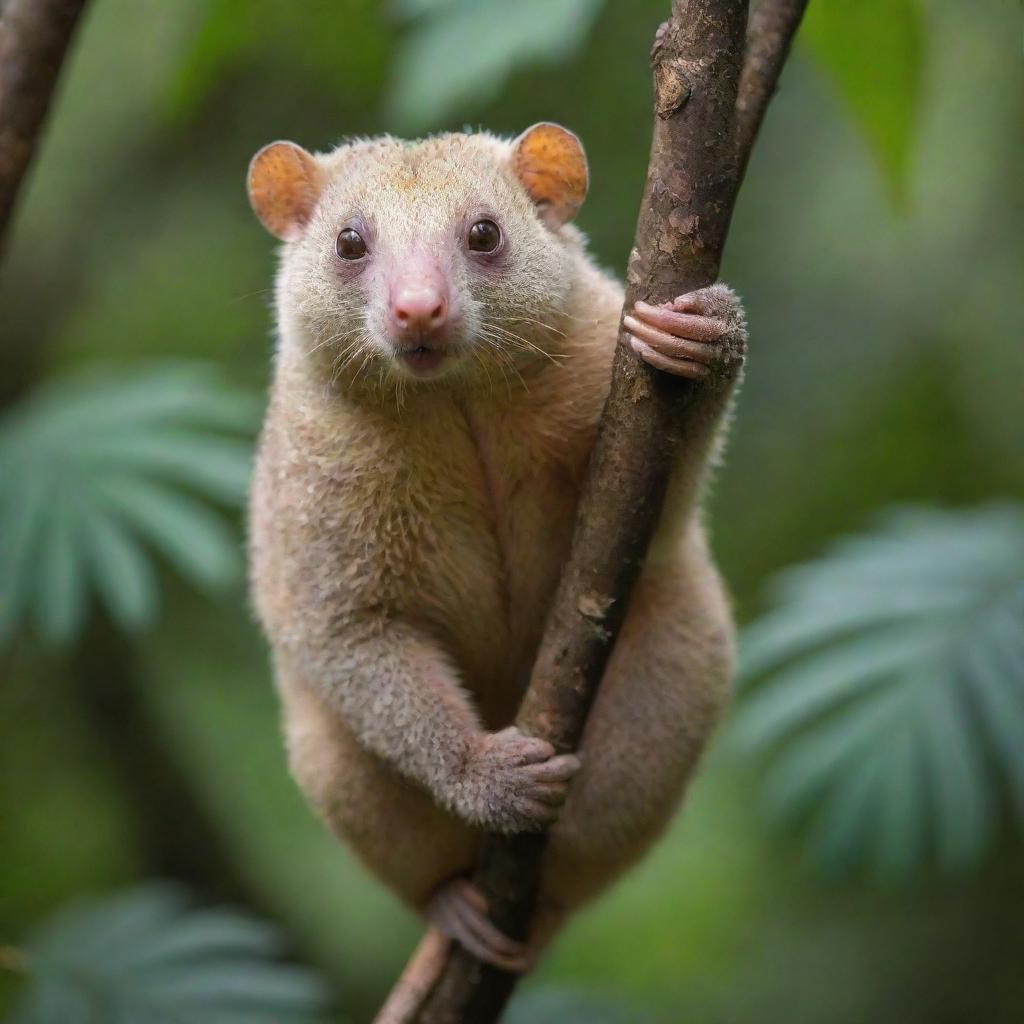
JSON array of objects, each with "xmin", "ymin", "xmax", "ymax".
[{"xmin": 380, "ymin": 401, "xmax": 587, "ymax": 718}]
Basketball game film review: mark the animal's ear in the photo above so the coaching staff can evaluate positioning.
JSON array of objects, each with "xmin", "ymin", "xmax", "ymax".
[
  {"xmin": 247, "ymin": 141, "xmax": 326, "ymax": 241},
  {"xmin": 511, "ymin": 122, "xmax": 588, "ymax": 229}
]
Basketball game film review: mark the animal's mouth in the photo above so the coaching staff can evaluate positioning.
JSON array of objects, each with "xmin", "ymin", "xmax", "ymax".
[{"xmin": 395, "ymin": 341, "xmax": 451, "ymax": 377}]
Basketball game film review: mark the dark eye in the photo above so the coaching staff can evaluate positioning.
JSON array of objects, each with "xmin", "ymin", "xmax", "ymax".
[
  {"xmin": 336, "ymin": 228, "xmax": 367, "ymax": 260},
  {"xmin": 467, "ymin": 219, "xmax": 501, "ymax": 254}
]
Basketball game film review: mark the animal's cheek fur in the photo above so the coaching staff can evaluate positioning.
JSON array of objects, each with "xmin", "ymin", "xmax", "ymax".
[
  {"xmin": 467, "ymin": 247, "xmax": 568, "ymax": 323},
  {"xmin": 275, "ymin": 240, "xmax": 374, "ymax": 348}
]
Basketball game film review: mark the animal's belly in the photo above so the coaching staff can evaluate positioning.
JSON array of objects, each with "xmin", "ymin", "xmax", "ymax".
[
  {"xmin": 379, "ymin": 397, "xmax": 587, "ymax": 725},
  {"xmin": 420, "ymin": 496, "xmax": 577, "ymax": 729}
]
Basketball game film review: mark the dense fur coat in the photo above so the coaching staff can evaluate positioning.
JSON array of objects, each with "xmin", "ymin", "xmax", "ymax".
[{"xmin": 248, "ymin": 128, "xmax": 741, "ymax": 945}]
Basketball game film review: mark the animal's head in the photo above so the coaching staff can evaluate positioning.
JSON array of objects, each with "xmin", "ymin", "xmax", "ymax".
[{"xmin": 247, "ymin": 124, "xmax": 588, "ymax": 392}]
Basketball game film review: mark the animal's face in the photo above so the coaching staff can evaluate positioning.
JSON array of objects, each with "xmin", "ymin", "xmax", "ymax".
[{"xmin": 248, "ymin": 126, "xmax": 588, "ymax": 391}]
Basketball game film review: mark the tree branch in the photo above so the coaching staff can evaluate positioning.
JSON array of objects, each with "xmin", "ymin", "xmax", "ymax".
[
  {"xmin": 735, "ymin": 0, "xmax": 807, "ymax": 182},
  {"xmin": 0, "ymin": 0, "xmax": 89, "ymax": 255},
  {"xmin": 379, "ymin": 2, "xmax": 808, "ymax": 1021}
]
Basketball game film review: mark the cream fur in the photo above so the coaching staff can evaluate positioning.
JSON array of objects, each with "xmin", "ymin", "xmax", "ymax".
[{"xmin": 248, "ymin": 130, "xmax": 741, "ymax": 941}]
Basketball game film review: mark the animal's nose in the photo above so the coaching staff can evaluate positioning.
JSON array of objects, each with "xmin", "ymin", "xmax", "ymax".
[{"xmin": 390, "ymin": 280, "xmax": 448, "ymax": 334}]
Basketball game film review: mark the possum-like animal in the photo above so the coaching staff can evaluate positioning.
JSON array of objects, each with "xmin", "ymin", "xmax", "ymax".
[{"xmin": 247, "ymin": 123, "xmax": 745, "ymax": 972}]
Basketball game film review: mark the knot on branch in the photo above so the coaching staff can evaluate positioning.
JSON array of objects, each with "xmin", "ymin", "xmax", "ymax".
[
  {"xmin": 654, "ymin": 59, "xmax": 694, "ymax": 118},
  {"xmin": 577, "ymin": 591, "xmax": 614, "ymax": 641}
]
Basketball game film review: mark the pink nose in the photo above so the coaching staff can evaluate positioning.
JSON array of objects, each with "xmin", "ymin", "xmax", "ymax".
[{"xmin": 390, "ymin": 279, "xmax": 448, "ymax": 335}]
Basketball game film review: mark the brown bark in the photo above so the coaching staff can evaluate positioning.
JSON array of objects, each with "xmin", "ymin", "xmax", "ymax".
[
  {"xmin": 0, "ymin": 0, "xmax": 89, "ymax": 401},
  {"xmin": 0, "ymin": 0, "xmax": 88, "ymax": 254},
  {"xmin": 735, "ymin": 0, "xmax": 808, "ymax": 182},
  {"xmin": 391, "ymin": 1, "xmax": 809, "ymax": 1021}
]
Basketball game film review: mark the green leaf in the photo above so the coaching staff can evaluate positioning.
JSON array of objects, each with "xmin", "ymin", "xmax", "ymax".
[
  {"xmin": 10, "ymin": 885, "xmax": 331, "ymax": 1024},
  {"xmin": 1, "ymin": 363, "xmax": 260, "ymax": 440},
  {"xmin": 384, "ymin": 0, "xmax": 605, "ymax": 131},
  {"xmin": 870, "ymin": 725, "xmax": 924, "ymax": 880},
  {"xmin": 965, "ymin": 614, "xmax": 1024, "ymax": 816},
  {"xmin": 78, "ymin": 497, "xmax": 161, "ymax": 632},
  {"xmin": 919, "ymin": 666, "xmax": 994, "ymax": 870},
  {"xmin": 740, "ymin": 586, "xmax": 967, "ymax": 679},
  {"xmin": 78, "ymin": 431, "xmax": 253, "ymax": 504},
  {"xmin": 95, "ymin": 476, "xmax": 242, "ymax": 591},
  {"xmin": 0, "ymin": 362, "xmax": 256, "ymax": 649},
  {"xmin": 116, "ymin": 910, "xmax": 280, "ymax": 968},
  {"xmin": 761, "ymin": 683, "xmax": 910, "ymax": 822},
  {"xmin": 801, "ymin": 0, "xmax": 925, "ymax": 204},
  {"xmin": 0, "ymin": 469, "xmax": 50, "ymax": 644},
  {"xmin": 808, "ymin": 752, "xmax": 883, "ymax": 877},
  {"xmin": 733, "ymin": 504, "xmax": 1024, "ymax": 881},
  {"xmin": 32, "ymin": 490, "xmax": 88, "ymax": 646},
  {"xmin": 734, "ymin": 626, "xmax": 943, "ymax": 749}
]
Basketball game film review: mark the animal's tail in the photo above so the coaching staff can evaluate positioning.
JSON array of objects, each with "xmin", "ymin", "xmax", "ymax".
[{"xmin": 372, "ymin": 927, "xmax": 449, "ymax": 1024}]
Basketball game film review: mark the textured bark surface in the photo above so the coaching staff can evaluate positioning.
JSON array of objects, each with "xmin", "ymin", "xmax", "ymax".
[
  {"xmin": 735, "ymin": 0, "xmax": 808, "ymax": 181},
  {"xmin": 387, "ymin": 1, "xmax": 809, "ymax": 1021},
  {"xmin": 0, "ymin": 0, "xmax": 88, "ymax": 252}
]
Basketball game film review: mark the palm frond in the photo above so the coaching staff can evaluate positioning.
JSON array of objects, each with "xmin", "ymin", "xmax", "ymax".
[
  {"xmin": 731, "ymin": 504, "xmax": 1024, "ymax": 879},
  {"xmin": 8, "ymin": 885, "xmax": 331, "ymax": 1024},
  {"xmin": 0, "ymin": 363, "xmax": 259, "ymax": 647}
]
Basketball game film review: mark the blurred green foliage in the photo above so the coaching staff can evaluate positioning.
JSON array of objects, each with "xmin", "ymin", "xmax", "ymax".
[
  {"xmin": 0, "ymin": 365, "xmax": 257, "ymax": 646},
  {"xmin": 7, "ymin": 886, "xmax": 331, "ymax": 1024},
  {"xmin": 733, "ymin": 504, "xmax": 1024, "ymax": 880},
  {"xmin": 505, "ymin": 986, "xmax": 654, "ymax": 1022},
  {"xmin": 384, "ymin": 0, "xmax": 605, "ymax": 130},
  {"xmin": 1, "ymin": 0, "xmax": 1022, "ymax": 1022},
  {"xmin": 801, "ymin": 0, "xmax": 924, "ymax": 202}
]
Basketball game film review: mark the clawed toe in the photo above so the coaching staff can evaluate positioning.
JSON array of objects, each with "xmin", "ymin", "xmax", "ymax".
[
  {"xmin": 623, "ymin": 286, "xmax": 743, "ymax": 380},
  {"xmin": 428, "ymin": 879, "xmax": 534, "ymax": 973},
  {"xmin": 631, "ymin": 301, "xmax": 727, "ymax": 342},
  {"xmin": 627, "ymin": 335, "xmax": 709, "ymax": 379}
]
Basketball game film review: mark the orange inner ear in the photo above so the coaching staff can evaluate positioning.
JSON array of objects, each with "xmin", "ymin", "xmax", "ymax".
[
  {"xmin": 247, "ymin": 141, "xmax": 324, "ymax": 242},
  {"xmin": 512, "ymin": 123, "xmax": 589, "ymax": 228}
]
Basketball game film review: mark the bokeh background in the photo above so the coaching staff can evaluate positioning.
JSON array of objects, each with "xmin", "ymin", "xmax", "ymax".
[{"xmin": 2, "ymin": 1, "xmax": 1022, "ymax": 1021}]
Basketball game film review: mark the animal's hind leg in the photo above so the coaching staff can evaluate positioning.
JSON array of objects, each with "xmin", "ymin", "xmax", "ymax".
[{"xmin": 543, "ymin": 542, "xmax": 735, "ymax": 913}]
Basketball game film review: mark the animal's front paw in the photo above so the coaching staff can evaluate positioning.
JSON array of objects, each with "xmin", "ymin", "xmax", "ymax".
[
  {"xmin": 623, "ymin": 282, "xmax": 746, "ymax": 385},
  {"xmin": 452, "ymin": 727, "xmax": 581, "ymax": 834}
]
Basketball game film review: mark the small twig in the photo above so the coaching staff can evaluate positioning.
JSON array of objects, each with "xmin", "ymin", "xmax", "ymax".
[
  {"xmin": 0, "ymin": 0, "xmax": 90, "ymax": 255},
  {"xmin": 381, "ymin": 2, "xmax": 808, "ymax": 1021},
  {"xmin": 735, "ymin": 0, "xmax": 808, "ymax": 181}
]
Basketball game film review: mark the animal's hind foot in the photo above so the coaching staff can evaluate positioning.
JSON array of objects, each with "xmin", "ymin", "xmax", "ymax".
[{"xmin": 427, "ymin": 877, "xmax": 533, "ymax": 973}]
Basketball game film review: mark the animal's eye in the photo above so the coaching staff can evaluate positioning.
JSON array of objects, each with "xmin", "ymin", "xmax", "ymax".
[
  {"xmin": 336, "ymin": 228, "xmax": 368, "ymax": 260},
  {"xmin": 467, "ymin": 219, "xmax": 501, "ymax": 254}
]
